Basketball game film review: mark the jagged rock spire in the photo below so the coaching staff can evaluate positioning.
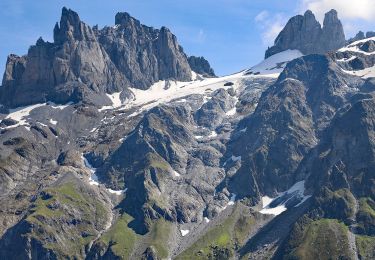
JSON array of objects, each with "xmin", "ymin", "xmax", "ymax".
[{"xmin": 265, "ymin": 9, "xmax": 346, "ymax": 58}]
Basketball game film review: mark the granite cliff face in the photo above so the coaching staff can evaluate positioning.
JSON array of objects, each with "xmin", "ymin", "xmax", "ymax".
[
  {"xmin": 0, "ymin": 7, "xmax": 374, "ymax": 260},
  {"xmin": 265, "ymin": 9, "xmax": 346, "ymax": 58}
]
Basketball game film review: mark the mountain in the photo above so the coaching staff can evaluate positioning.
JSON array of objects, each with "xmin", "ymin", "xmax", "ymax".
[
  {"xmin": 0, "ymin": 7, "xmax": 374, "ymax": 260},
  {"xmin": 0, "ymin": 8, "xmax": 215, "ymax": 109},
  {"xmin": 265, "ymin": 9, "xmax": 346, "ymax": 58}
]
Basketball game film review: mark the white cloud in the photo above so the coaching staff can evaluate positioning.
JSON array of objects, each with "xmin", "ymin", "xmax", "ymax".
[
  {"xmin": 255, "ymin": 11, "xmax": 269, "ymax": 22},
  {"xmin": 197, "ymin": 29, "xmax": 206, "ymax": 43},
  {"xmin": 300, "ymin": 0, "xmax": 375, "ymax": 22},
  {"xmin": 254, "ymin": 11, "xmax": 287, "ymax": 46}
]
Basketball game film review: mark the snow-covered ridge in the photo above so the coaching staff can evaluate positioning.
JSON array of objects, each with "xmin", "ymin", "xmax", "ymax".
[
  {"xmin": 126, "ymin": 72, "xmax": 244, "ymax": 111},
  {"xmin": 259, "ymin": 181, "xmax": 311, "ymax": 216},
  {"xmin": 342, "ymin": 66, "xmax": 375, "ymax": 79},
  {"xmin": 337, "ymin": 37, "xmax": 375, "ymax": 79},
  {"xmin": 2, "ymin": 102, "xmax": 72, "ymax": 130},
  {"xmin": 338, "ymin": 36, "xmax": 375, "ymax": 56},
  {"xmin": 246, "ymin": 49, "xmax": 303, "ymax": 77}
]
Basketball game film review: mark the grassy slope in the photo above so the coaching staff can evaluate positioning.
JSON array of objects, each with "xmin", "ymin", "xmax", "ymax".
[
  {"xmin": 356, "ymin": 235, "xmax": 375, "ymax": 260},
  {"xmin": 96, "ymin": 214, "xmax": 172, "ymax": 259},
  {"xmin": 27, "ymin": 182, "xmax": 108, "ymax": 259},
  {"xmin": 97, "ymin": 213, "xmax": 139, "ymax": 258},
  {"xmin": 286, "ymin": 219, "xmax": 353, "ymax": 260},
  {"xmin": 177, "ymin": 205, "xmax": 255, "ymax": 260}
]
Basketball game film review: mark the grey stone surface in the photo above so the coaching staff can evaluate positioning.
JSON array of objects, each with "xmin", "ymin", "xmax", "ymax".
[
  {"xmin": 188, "ymin": 56, "xmax": 216, "ymax": 77},
  {"xmin": 0, "ymin": 7, "xmax": 195, "ymax": 108},
  {"xmin": 265, "ymin": 9, "xmax": 345, "ymax": 58}
]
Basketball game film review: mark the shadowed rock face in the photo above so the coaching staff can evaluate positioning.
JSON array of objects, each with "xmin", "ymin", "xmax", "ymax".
[
  {"xmin": 98, "ymin": 13, "xmax": 192, "ymax": 90},
  {"xmin": 0, "ymin": 7, "xmax": 193, "ymax": 108},
  {"xmin": 265, "ymin": 9, "xmax": 345, "ymax": 58},
  {"xmin": 188, "ymin": 56, "xmax": 216, "ymax": 77}
]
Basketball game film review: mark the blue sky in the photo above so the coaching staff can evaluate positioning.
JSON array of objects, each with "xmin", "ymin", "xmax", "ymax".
[{"xmin": 0, "ymin": 0, "xmax": 374, "ymax": 77}]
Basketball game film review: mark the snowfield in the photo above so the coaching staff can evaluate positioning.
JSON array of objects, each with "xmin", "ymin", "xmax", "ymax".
[
  {"xmin": 125, "ymin": 72, "xmax": 244, "ymax": 113},
  {"xmin": 259, "ymin": 181, "xmax": 311, "ymax": 216},
  {"xmin": 2, "ymin": 102, "xmax": 72, "ymax": 130},
  {"xmin": 247, "ymin": 49, "xmax": 303, "ymax": 77},
  {"xmin": 99, "ymin": 92, "xmax": 124, "ymax": 111},
  {"xmin": 338, "ymin": 37, "xmax": 375, "ymax": 56},
  {"xmin": 342, "ymin": 66, "xmax": 375, "ymax": 79},
  {"xmin": 338, "ymin": 37, "xmax": 375, "ymax": 79}
]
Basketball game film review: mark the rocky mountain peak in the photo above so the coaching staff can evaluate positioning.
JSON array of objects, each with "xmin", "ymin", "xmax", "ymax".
[
  {"xmin": 53, "ymin": 7, "xmax": 89, "ymax": 44},
  {"xmin": 188, "ymin": 56, "xmax": 216, "ymax": 77},
  {"xmin": 115, "ymin": 11, "xmax": 141, "ymax": 28},
  {"xmin": 265, "ymin": 9, "xmax": 346, "ymax": 58},
  {"xmin": 321, "ymin": 9, "xmax": 346, "ymax": 51},
  {"xmin": 0, "ymin": 7, "xmax": 218, "ymax": 108},
  {"xmin": 323, "ymin": 9, "xmax": 339, "ymax": 22}
]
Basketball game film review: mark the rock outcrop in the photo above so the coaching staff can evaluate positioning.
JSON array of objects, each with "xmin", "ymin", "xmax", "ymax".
[
  {"xmin": 97, "ymin": 12, "xmax": 192, "ymax": 90},
  {"xmin": 265, "ymin": 9, "xmax": 345, "ymax": 58},
  {"xmin": 348, "ymin": 30, "xmax": 375, "ymax": 44},
  {"xmin": 188, "ymin": 56, "xmax": 216, "ymax": 77}
]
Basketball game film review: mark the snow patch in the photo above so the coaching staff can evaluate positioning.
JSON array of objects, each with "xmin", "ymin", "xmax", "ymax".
[
  {"xmin": 107, "ymin": 188, "xmax": 127, "ymax": 195},
  {"xmin": 4, "ymin": 103, "xmax": 46, "ymax": 129},
  {"xmin": 37, "ymin": 122, "xmax": 47, "ymax": 127},
  {"xmin": 259, "ymin": 181, "xmax": 311, "ymax": 216},
  {"xmin": 172, "ymin": 170, "xmax": 181, "ymax": 177},
  {"xmin": 180, "ymin": 229, "xmax": 190, "ymax": 236},
  {"xmin": 208, "ymin": 131, "xmax": 217, "ymax": 138},
  {"xmin": 83, "ymin": 156, "xmax": 100, "ymax": 186},
  {"xmin": 228, "ymin": 193, "xmax": 237, "ymax": 206},
  {"xmin": 259, "ymin": 202, "xmax": 287, "ymax": 216},
  {"xmin": 226, "ymin": 107, "xmax": 237, "ymax": 116},
  {"xmin": 99, "ymin": 92, "xmax": 123, "ymax": 111},
  {"xmin": 231, "ymin": 155, "xmax": 241, "ymax": 162},
  {"xmin": 48, "ymin": 101, "xmax": 73, "ymax": 110},
  {"xmin": 342, "ymin": 66, "xmax": 375, "ymax": 79},
  {"xmin": 175, "ymin": 98, "xmax": 187, "ymax": 103},
  {"xmin": 82, "ymin": 154, "xmax": 126, "ymax": 195}
]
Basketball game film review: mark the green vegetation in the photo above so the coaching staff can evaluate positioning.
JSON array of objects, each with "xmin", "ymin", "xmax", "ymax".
[
  {"xmin": 98, "ymin": 213, "xmax": 139, "ymax": 258},
  {"xmin": 147, "ymin": 218, "xmax": 172, "ymax": 259},
  {"xmin": 315, "ymin": 188, "xmax": 357, "ymax": 220},
  {"xmin": 357, "ymin": 197, "xmax": 375, "ymax": 236},
  {"xmin": 356, "ymin": 235, "xmax": 375, "ymax": 260},
  {"xmin": 97, "ymin": 215, "xmax": 172, "ymax": 259},
  {"xmin": 359, "ymin": 198, "xmax": 375, "ymax": 217},
  {"xmin": 285, "ymin": 219, "xmax": 354, "ymax": 260},
  {"xmin": 26, "ymin": 182, "xmax": 108, "ymax": 259},
  {"xmin": 146, "ymin": 153, "xmax": 171, "ymax": 171},
  {"xmin": 177, "ymin": 205, "xmax": 255, "ymax": 260}
]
